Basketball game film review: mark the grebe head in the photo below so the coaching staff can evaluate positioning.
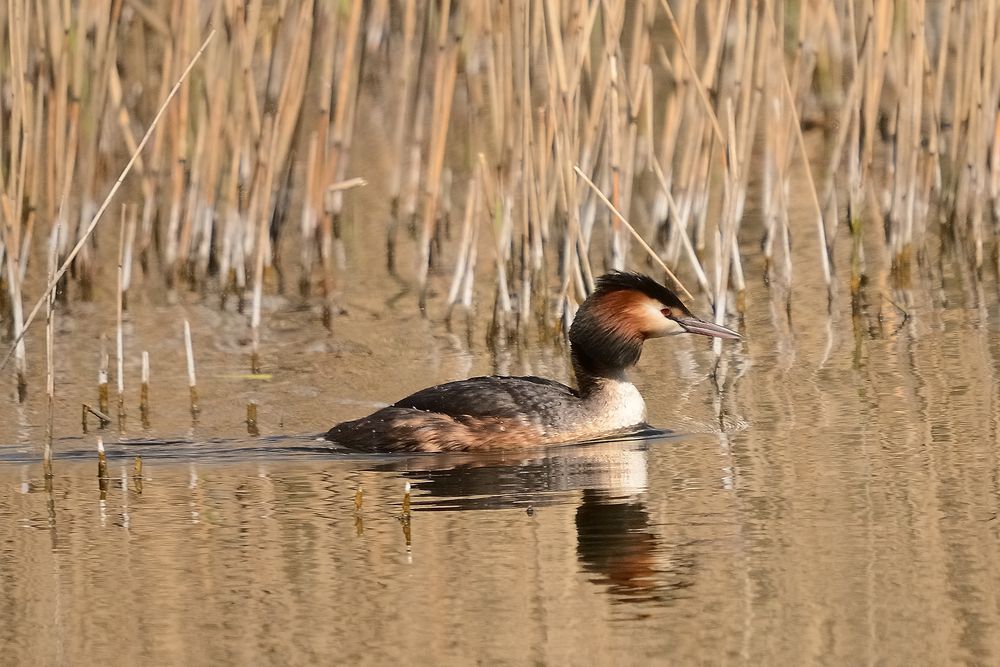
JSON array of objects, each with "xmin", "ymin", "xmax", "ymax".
[{"xmin": 569, "ymin": 271, "xmax": 741, "ymax": 380}]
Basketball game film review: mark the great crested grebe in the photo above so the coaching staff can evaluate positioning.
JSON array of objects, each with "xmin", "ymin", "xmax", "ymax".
[{"xmin": 325, "ymin": 271, "xmax": 740, "ymax": 452}]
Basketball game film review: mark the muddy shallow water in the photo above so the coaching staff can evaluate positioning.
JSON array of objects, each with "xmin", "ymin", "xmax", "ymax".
[{"xmin": 4, "ymin": 116, "xmax": 1000, "ymax": 664}]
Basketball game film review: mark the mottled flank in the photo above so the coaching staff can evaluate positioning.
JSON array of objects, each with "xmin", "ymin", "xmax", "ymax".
[
  {"xmin": 325, "ymin": 407, "xmax": 549, "ymax": 452},
  {"xmin": 326, "ymin": 376, "xmax": 584, "ymax": 451}
]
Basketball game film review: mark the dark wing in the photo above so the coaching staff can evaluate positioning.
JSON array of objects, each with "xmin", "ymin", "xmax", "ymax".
[{"xmin": 393, "ymin": 375, "xmax": 578, "ymax": 420}]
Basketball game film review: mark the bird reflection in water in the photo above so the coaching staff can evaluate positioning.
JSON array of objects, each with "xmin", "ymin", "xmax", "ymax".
[
  {"xmin": 367, "ymin": 434, "xmax": 695, "ymax": 606},
  {"xmin": 575, "ymin": 489, "xmax": 694, "ymax": 605}
]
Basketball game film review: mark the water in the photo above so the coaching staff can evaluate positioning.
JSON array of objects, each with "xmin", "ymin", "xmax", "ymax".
[
  {"xmin": 4, "ymin": 110, "xmax": 1000, "ymax": 667},
  {"xmin": 5, "ymin": 269, "xmax": 1000, "ymax": 665}
]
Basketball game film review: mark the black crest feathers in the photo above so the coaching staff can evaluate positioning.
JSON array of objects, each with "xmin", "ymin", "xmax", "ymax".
[{"xmin": 592, "ymin": 271, "xmax": 687, "ymax": 310}]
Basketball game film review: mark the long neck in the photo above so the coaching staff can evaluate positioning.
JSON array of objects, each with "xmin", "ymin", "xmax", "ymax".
[{"xmin": 569, "ymin": 302, "xmax": 644, "ymax": 394}]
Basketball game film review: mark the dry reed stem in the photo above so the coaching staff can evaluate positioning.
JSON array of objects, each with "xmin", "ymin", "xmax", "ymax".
[
  {"xmin": 116, "ymin": 205, "xmax": 126, "ymax": 432},
  {"xmin": 43, "ymin": 226, "xmax": 57, "ymax": 478}
]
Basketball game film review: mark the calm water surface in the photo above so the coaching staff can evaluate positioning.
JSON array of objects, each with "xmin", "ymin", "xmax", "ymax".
[
  {"xmin": 4, "ymin": 270, "xmax": 1000, "ymax": 665},
  {"xmin": 4, "ymin": 128, "xmax": 1000, "ymax": 665}
]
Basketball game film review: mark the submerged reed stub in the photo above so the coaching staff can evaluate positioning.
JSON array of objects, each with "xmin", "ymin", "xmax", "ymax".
[
  {"xmin": 97, "ymin": 437, "xmax": 107, "ymax": 478},
  {"xmin": 97, "ymin": 437, "xmax": 109, "ymax": 499},
  {"xmin": 400, "ymin": 482, "xmax": 413, "ymax": 550},
  {"xmin": 132, "ymin": 456, "xmax": 143, "ymax": 495},
  {"xmin": 43, "ymin": 446, "xmax": 53, "ymax": 480},
  {"xmin": 354, "ymin": 486, "xmax": 364, "ymax": 512},
  {"xmin": 353, "ymin": 484, "xmax": 365, "ymax": 535},
  {"xmin": 246, "ymin": 401, "xmax": 259, "ymax": 436},
  {"xmin": 401, "ymin": 481, "xmax": 412, "ymax": 517}
]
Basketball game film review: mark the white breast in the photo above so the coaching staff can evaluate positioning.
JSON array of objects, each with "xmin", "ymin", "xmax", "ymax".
[{"xmin": 581, "ymin": 379, "xmax": 647, "ymax": 433}]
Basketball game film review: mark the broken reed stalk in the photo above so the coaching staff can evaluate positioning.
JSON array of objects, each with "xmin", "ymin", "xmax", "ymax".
[
  {"xmin": 183, "ymin": 320, "xmax": 199, "ymax": 420},
  {"xmin": 139, "ymin": 350, "xmax": 150, "ymax": 428},
  {"xmin": 82, "ymin": 404, "xmax": 113, "ymax": 432},
  {"xmin": 0, "ymin": 29, "xmax": 216, "ymax": 373}
]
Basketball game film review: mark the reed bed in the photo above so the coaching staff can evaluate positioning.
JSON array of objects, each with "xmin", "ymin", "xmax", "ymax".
[{"xmin": 1, "ymin": 0, "xmax": 999, "ymax": 401}]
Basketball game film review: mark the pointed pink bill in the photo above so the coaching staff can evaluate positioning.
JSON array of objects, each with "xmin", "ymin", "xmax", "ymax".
[{"xmin": 675, "ymin": 316, "xmax": 742, "ymax": 340}]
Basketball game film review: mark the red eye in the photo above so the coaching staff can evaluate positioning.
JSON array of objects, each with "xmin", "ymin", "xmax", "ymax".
[{"xmin": 661, "ymin": 307, "xmax": 673, "ymax": 318}]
